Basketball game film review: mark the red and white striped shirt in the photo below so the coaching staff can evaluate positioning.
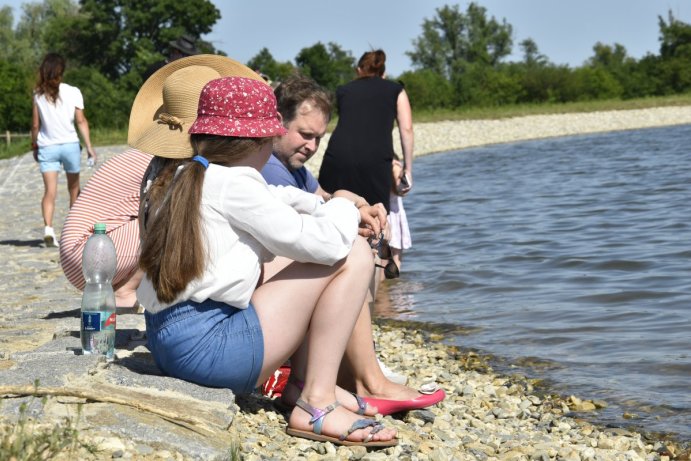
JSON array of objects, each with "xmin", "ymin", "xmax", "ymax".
[{"xmin": 60, "ymin": 148, "xmax": 152, "ymax": 290}]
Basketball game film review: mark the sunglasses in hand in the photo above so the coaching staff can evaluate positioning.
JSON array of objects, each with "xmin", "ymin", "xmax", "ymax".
[{"xmin": 368, "ymin": 232, "xmax": 400, "ymax": 279}]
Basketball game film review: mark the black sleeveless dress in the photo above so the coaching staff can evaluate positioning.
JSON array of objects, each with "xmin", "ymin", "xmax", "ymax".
[{"xmin": 318, "ymin": 77, "xmax": 403, "ymax": 214}]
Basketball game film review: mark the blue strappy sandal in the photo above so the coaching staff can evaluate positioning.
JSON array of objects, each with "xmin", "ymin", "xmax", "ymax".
[{"xmin": 286, "ymin": 398, "xmax": 397, "ymax": 447}]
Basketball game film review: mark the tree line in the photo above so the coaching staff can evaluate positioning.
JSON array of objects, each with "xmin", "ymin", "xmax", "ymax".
[{"xmin": 2, "ymin": 1, "xmax": 690, "ymax": 133}]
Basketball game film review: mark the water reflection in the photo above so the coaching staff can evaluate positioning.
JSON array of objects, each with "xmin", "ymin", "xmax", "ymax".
[{"xmin": 373, "ymin": 124, "xmax": 691, "ymax": 439}]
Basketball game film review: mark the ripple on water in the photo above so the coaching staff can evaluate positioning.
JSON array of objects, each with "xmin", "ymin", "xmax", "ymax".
[{"xmin": 394, "ymin": 124, "xmax": 691, "ymax": 440}]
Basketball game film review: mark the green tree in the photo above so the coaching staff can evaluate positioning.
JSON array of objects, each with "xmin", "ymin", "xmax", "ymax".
[
  {"xmin": 453, "ymin": 63, "xmax": 520, "ymax": 106},
  {"xmin": 0, "ymin": 60, "xmax": 33, "ymax": 131},
  {"xmin": 572, "ymin": 66, "xmax": 623, "ymax": 100},
  {"xmin": 508, "ymin": 63, "xmax": 576, "ymax": 104},
  {"xmin": 295, "ymin": 42, "xmax": 355, "ymax": 90},
  {"xmin": 407, "ymin": 2, "xmax": 513, "ymax": 78},
  {"xmin": 656, "ymin": 10, "xmax": 691, "ymax": 92},
  {"xmin": 246, "ymin": 47, "xmax": 295, "ymax": 83},
  {"xmin": 588, "ymin": 42, "xmax": 630, "ymax": 68},
  {"xmin": 5, "ymin": 0, "xmax": 79, "ymax": 69},
  {"xmin": 54, "ymin": 0, "xmax": 221, "ymax": 80},
  {"xmin": 64, "ymin": 66, "xmax": 130, "ymax": 129},
  {"xmin": 658, "ymin": 10, "xmax": 691, "ymax": 59},
  {"xmin": 398, "ymin": 69, "xmax": 454, "ymax": 109},
  {"xmin": 0, "ymin": 7, "xmax": 16, "ymax": 60},
  {"xmin": 519, "ymin": 38, "xmax": 548, "ymax": 67}
]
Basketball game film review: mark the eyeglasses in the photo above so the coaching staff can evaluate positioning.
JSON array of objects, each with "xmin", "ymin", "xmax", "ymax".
[{"xmin": 368, "ymin": 233, "xmax": 400, "ymax": 279}]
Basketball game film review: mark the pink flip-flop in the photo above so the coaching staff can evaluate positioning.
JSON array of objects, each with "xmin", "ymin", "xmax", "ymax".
[{"xmin": 361, "ymin": 385, "xmax": 446, "ymax": 416}]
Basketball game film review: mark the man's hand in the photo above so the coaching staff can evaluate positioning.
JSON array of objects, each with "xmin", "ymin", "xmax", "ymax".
[{"xmin": 357, "ymin": 202, "xmax": 387, "ymax": 238}]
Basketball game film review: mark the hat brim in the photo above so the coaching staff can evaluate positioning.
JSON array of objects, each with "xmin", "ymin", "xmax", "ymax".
[{"xmin": 128, "ymin": 54, "xmax": 265, "ymax": 158}]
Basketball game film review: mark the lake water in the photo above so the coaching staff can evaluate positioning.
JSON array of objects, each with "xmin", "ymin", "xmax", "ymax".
[{"xmin": 376, "ymin": 124, "xmax": 691, "ymax": 441}]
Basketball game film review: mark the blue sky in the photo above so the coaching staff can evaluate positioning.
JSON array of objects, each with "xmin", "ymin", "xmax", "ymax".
[{"xmin": 4, "ymin": 0, "xmax": 690, "ymax": 76}]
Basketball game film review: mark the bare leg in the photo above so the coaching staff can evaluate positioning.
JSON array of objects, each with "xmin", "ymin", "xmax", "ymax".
[
  {"xmin": 66, "ymin": 172, "xmax": 80, "ymax": 208},
  {"xmin": 252, "ymin": 238, "xmax": 395, "ymax": 443},
  {"xmin": 339, "ymin": 298, "xmax": 420, "ymax": 402},
  {"xmin": 41, "ymin": 171, "xmax": 58, "ymax": 227},
  {"xmin": 391, "ymin": 248, "xmax": 403, "ymax": 271}
]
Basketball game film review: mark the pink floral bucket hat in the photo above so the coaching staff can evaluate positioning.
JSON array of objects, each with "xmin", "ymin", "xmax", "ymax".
[{"xmin": 188, "ymin": 77, "xmax": 287, "ymax": 138}]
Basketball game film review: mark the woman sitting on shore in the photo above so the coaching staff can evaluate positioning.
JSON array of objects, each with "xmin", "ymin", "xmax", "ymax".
[{"xmin": 136, "ymin": 74, "xmax": 398, "ymax": 446}]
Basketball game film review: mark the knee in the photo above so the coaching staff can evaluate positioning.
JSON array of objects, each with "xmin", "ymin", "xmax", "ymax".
[{"xmin": 346, "ymin": 237, "xmax": 375, "ymax": 277}]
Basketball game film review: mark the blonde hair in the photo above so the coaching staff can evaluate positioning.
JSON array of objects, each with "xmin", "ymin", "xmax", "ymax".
[{"xmin": 139, "ymin": 135, "xmax": 271, "ymax": 303}]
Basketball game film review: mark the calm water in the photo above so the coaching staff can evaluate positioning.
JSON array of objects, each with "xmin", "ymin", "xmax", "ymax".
[{"xmin": 378, "ymin": 124, "xmax": 691, "ymax": 440}]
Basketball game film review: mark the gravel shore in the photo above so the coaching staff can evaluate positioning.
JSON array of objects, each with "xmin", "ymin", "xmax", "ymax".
[
  {"xmin": 1, "ymin": 106, "xmax": 690, "ymax": 460},
  {"xmin": 306, "ymin": 105, "xmax": 691, "ymax": 175}
]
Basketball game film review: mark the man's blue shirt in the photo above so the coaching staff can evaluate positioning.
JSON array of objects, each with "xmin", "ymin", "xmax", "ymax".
[{"xmin": 261, "ymin": 153, "xmax": 319, "ymax": 193}]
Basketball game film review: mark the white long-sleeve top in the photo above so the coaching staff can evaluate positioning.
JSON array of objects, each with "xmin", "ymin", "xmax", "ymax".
[{"xmin": 138, "ymin": 164, "xmax": 360, "ymax": 313}]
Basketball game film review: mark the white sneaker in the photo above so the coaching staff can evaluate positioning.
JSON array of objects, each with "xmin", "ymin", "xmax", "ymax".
[
  {"xmin": 377, "ymin": 357, "xmax": 408, "ymax": 385},
  {"xmin": 44, "ymin": 226, "xmax": 59, "ymax": 248}
]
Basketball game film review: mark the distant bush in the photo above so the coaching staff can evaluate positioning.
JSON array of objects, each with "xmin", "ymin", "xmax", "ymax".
[
  {"xmin": 398, "ymin": 69, "xmax": 454, "ymax": 109},
  {"xmin": 0, "ymin": 60, "xmax": 33, "ymax": 132},
  {"xmin": 64, "ymin": 67, "xmax": 132, "ymax": 130}
]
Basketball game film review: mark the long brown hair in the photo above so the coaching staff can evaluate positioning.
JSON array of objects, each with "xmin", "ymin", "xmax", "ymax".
[
  {"xmin": 357, "ymin": 49, "xmax": 386, "ymax": 78},
  {"xmin": 139, "ymin": 134, "xmax": 271, "ymax": 304},
  {"xmin": 36, "ymin": 53, "xmax": 65, "ymax": 104}
]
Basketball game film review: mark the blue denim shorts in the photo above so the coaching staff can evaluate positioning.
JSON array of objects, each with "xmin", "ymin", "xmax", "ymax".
[
  {"xmin": 144, "ymin": 299, "xmax": 264, "ymax": 394},
  {"xmin": 38, "ymin": 142, "xmax": 81, "ymax": 173}
]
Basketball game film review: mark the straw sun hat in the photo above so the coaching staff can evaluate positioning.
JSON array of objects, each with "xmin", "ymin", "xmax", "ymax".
[{"xmin": 127, "ymin": 54, "xmax": 265, "ymax": 159}]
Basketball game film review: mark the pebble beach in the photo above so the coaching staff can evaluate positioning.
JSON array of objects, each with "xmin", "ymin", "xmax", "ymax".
[{"xmin": 1, "ymin": 106, "xmax": 690, "ymax": 460}]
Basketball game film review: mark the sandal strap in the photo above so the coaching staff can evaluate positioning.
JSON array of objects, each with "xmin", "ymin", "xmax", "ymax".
[
  {"xmin": 294, "ymin": 398, "xmax": 340, "ymax": 435},
  {"xmin": 350, "ymin": 392, "xmax": 367, "ymax": 415},
  {"xmin": 339, "ymin": 419, "xmax": 386, "ymax": 441}
]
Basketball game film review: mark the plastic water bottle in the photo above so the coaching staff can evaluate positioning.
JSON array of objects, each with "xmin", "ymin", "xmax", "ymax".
[{"xmin": 80, "ymin": 223, "xmax": 117, "ymax": 359}]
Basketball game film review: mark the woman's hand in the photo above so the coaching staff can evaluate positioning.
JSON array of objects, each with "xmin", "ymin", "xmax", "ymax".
[
  {"xmin": 86, "ymin": 146, "xmax": 97, "ymax": 165},
  {"xmin": 398, "ymin": 171, "xmax": 412, "ymax": 196}
]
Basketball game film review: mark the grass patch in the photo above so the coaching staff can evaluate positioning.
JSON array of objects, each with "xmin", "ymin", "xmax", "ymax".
[
  {"xmin": 0, "ymin": 127, "xmax": 127, "ymax": 161},
  {"xmin": 90, "ymin": 127, "xmax": 128, "ymax": 147},
  {"xmin": 0, "ymin": 139, "xmax": 31, "ymax": 161},
  {"xmin": 0, "ymin": 395, "xmax": 98, "ymax": 460}
]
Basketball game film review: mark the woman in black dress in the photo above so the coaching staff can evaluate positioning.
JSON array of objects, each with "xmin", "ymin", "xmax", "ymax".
[{"xmin": 319, "ymin": 50, "xmax": 413, "ymax": 214}]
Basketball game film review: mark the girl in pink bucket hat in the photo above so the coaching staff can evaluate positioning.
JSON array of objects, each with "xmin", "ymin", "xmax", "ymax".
[{"xmin": 137, "ymin": 76, "xmax": 399, "ymax": 447}]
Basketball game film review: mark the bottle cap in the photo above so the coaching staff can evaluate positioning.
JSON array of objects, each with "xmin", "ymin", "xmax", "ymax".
[{"xmin": 93, "ymin": 223, "xmax": 106, "ymax": 234}]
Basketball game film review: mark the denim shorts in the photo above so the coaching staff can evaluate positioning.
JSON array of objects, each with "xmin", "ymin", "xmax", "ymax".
[
  {"xmin": 38, "ymin": 142, "xmax": 81, "ymax": 173},
  {"xmin": 144, "ymin": 299, "xmax": 264, "ymax": 394}
]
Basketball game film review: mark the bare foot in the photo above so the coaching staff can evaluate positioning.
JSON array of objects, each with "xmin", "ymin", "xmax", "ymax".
[
  {"xmin": 281, "ymin": 381, "xmax": 378, "ymax": 416},
  {"xmin": 357, "ymin": 379, "xmax": 422, "ymax": 402},
  {"xmin": 287, "ymin": 397, "xmax": 396, "ymax": 444}
]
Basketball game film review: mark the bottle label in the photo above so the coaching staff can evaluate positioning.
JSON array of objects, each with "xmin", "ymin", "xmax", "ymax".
[{"xmin": 82, "ymin": 311, "xmax": 116, "ymax": 332}]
